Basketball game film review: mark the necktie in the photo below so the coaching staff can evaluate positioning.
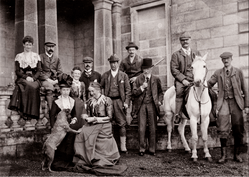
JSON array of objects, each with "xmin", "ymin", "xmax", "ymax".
[
  {"xmin": 146, "ymin": 77, "xmax": 149, "ymax": 83},
  {"xmin": 226, "ymin": 70, "xmax": 229, "ymax": 76}
]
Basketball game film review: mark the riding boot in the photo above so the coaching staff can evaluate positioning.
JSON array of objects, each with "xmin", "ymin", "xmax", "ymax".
[
  {"xmin": 46, "ymin": 90, "xmax": 54, "ymax": 111},
  {"xmin": 233, "ymin": 138, "xmax": 243, "ymax": 163},
  {"xmin": 174, "ymin": 98, "xmax": 183, "ymax": 124},
  {"xmin": 218, "ymin": 138, "xmax": 227, "ymax": 164}
]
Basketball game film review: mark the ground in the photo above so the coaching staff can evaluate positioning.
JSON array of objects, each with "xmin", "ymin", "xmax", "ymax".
[{"xmin": 0, "ymin": 146, "xmax": 248, "ymax": 176}]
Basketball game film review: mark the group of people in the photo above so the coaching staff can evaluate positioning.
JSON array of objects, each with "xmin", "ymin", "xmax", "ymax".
[{"xmin": 8, "ymin": 32, "xmax": 248, "ymax": 174}]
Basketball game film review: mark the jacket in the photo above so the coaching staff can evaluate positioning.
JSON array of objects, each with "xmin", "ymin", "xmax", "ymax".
[
  {"xmin": 207, "ymin": 66, "xmax": 249, "ymax": 111},
  {"xmin": 100, "ymin": 70, "xmax": 131, "ymax": 105}
]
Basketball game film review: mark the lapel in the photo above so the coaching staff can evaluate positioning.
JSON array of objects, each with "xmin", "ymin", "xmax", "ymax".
[
  {"xmin": 179, "ymin": 49, "xmax": 187, "ymax": 57},
  {"xmin": 230, "ymin": 66, "xmax": 236, "ymax": 77},
  {"xmin": 106, "ymin": 70, "xmax": 111, "ymax": 93},
  {"xmin": 220, "ymin": 68, "xmax": 225, "ymax": 88},
  {"xmin": 44, "ymin": 54, "xmax": 56, "ymax": 65},
  {"xmin": 55, "ymin": 96, "xmax": 75, "ymax": 110},
  {"xmin": 150, "ymin": 75, "xmax": 156, "ymax": 92}
]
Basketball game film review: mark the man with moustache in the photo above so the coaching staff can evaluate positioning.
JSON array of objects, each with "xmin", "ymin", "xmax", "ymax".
[
  {"xmin": 39, "ymin": 41, "xmax": 63, "ymax": 110},
  {"xmin": 119, "ymin": 42, "xmax": 143, "ymax": 124},
  {"xmin": 170, "ymin": 32, "xmax": 201, "ymax": 124},
  {"xmin": 101, "ymin": 54, "xmax": 131, "ymax": 153},
  {"xmin": 208, "ymin": 52, "xmax": 249, "ymax": 164},
  {"xmin": 79, "ymin": 56, "xmax": 101, "ymax": 100}
]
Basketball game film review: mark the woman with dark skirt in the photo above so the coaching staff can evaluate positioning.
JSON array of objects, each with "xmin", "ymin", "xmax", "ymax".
[{"xmin": 8, "ymin": 36, "xmax": 42, "ymax": 120}]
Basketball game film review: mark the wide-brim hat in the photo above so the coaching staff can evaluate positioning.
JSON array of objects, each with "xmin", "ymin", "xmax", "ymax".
[
  {"xmin": 44, "ymin": 41, "xmax": 56, "ymax": 46},
  {"xmin": 83, "ymin": 56, "xmax": 94, "ymax": 63},
  {"xmin": 58, "ymin": 73, "xmax": 73, "ymax": 88},
  {"xmin": 142, "ymin": 58, "xmax": 153, "ymax": 70},
  {"xmin": 108, "ymin": 54, "xmax": 119, "ymax": 62},
  {"xmin": 220, "ymin": 52, "xmax": 233, "ymax": 59},
  {"xmin": 179, "ymin": 32, "xmax": 191, "ymax": 40},
  {"xmin": 125, "ymin": 42, "xmax": 139, "ymax": 50}
]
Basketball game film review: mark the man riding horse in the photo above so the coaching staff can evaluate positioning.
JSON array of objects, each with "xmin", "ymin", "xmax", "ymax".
[{"xmin": 170, "ymin": 32, "xmax": 201, "ymax": 124}]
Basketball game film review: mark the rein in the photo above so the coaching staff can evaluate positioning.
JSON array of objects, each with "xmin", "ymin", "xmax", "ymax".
[{"xmin": 192, "ymin": 67, "xmax": 209, "ymax": 124}]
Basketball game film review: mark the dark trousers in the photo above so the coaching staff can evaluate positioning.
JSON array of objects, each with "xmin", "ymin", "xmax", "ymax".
[
  {"xmin": 138, "ymin": 102, "xmax": 157, "ymax": 153},
  {"xmin": 175, "ymin": 81, "xmax": 191, "ymax": 115},
  {"xmin": 217, "ymin": 98, "xmax": 244, "ymax": 145}
]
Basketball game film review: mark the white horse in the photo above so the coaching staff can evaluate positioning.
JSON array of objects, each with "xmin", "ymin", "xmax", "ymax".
[{"xmin": 163, "ymin": 54, "xmax": 212, "ymax": 162}]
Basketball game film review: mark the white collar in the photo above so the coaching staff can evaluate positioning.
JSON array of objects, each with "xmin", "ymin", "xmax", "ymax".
[
  {"xmin": 111, "ymin": 69, "xmax": 118, "ymax": 77},
  {"xmin": 46, "ymin": 52, "xmax": 53, "ymax": 58},
  {"xmin": 182, "ymin": 47, "xmax": 191, "ymax": 55}
]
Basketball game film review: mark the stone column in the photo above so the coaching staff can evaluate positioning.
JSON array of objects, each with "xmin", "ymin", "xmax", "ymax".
[
  {"xmin": 92, "ymin": 0, "xmax": 114, "ymax": 74},
  {"xmin": 15, "ymin": 0, "xmax": 39, "ymax": 54},
  {"xmin": 0, "ymin": 95, "xmax": 11, "ymax": 133},
  {"xmin": 112, "ymin": 0, "xmax": 122, "ymax": 59},
  {"xmin": 37, "ymin": 0, "xmax": 58, "ymax": 56}
]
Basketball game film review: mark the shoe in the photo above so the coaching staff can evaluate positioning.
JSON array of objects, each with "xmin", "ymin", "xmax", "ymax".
[
  {"xmin": 174, "ymin": 114, "xmax": 181, "ymax": 124},
  {"xmin": 121, "ymin": 150, "xmax": 128, "ymax": 154},
  {"xmin": 139, "ymin": 152, "xmax": 144, "ymax": 156},
  {"xmin": 148, "ymin": 152, "xmax": 156, "ymax": 156}
]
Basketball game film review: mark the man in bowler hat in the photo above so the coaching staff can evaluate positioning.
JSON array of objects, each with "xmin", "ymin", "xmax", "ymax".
[
  {"xmin": 119, "ymin": 42, "xmax": 143, "ymax": 124},
  {"xmin": 79, "ymin": 56, "xmax": 101, "ymax": 100},
  {"xmin": 39, "ymin": 41, "xmax": 63, "ymax": 110},
  {"xmin": 208, "ymin": 52, "xmax": 249, "ymax": 163},
  {"xmin": 133, "ymin": 58, "xmax": 163, "ymax": 156},
  {"xmin": 100, "ymin": 54, "xmax": 131, "ymax": 153},
  {"xmin": 170, "ymin": 32, "xmax": 201, "ymax": 124}
]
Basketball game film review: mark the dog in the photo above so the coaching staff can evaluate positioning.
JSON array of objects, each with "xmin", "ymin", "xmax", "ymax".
[{"xmin": 41, "ymin": 110, "xmax": 80, "ymax": 172}]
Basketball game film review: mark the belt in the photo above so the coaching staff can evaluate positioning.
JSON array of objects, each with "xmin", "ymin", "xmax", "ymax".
[{"xmin": 109, "ymin": 96, "xmax": 121, "ymax": 100}]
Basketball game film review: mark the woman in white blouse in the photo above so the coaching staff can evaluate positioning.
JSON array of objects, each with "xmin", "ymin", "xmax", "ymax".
[{"xmin": 8, "ymin": 35, "xmax": 42, "ymax": 120}]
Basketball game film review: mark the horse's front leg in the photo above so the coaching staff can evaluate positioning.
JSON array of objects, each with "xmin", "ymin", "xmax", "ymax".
[
  {"xmin": 201, "ymin": 116, "xmax": 212, "ymax": 162},
  {"xmin": 190, "ymin": 117, "xmax": 198, "ymax": 161},
  {"xmin": 178, "ymin": 118, "xmax": 191, "ymax": 153},
  {"xmin": 165, "ymin": 113, "xmax": 173, "ymax": 152}
]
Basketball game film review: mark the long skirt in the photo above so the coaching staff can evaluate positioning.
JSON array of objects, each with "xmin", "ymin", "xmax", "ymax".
[{"xmin": 8, "ymin": 78, "xmax": 40, "ymax": 119}]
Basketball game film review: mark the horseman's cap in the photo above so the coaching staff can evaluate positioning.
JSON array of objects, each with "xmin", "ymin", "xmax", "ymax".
[
  {"xmin": 44, "ymin": 41, "xmax": 56, "ymax": 46},
  {"xmin": 125, "ymin": 42, "xmax": 139, "ymax": 50},
  {"xmin": 220, "ymin": 52, "xmax": 233, "ymax": 59},
  {"xmin": 142, "ymin": 58, "xmax": 153, "ymax": 70},
  {"xmin": 108, "ymin": 54, "xmax": 119, "ymax": 62},
  {"xmin": 83, "ymin": 56, "xmax": 94, "ymax": 63},
  {"xmin": 179, "ymin": 32, "xmax": 191, "ymax": 40}
]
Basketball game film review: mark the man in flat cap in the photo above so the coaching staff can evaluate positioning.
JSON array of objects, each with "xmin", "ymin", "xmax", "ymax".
[
  {"xmin": 119, "ymin": 42, "xmax": 143, "ymax": 124},
  {"xmin": 170, "ymin": 32, "xmax": 201, "ymax": 124},
  {"xmin": 132, "ymin": 58, "xmax": 163, "ymax": 156},
  {"xmin": 39, "ymin": 41, "xmax": 63, "ymax": 110},
  {"xmin": 79, "ymin": 56, "xmax": 101, "ymax": 100},
  {"xmin": 101, "ymin": 54, "xmax": 131, "ymax": 153},
  {"xmin": 208, "ymin": 52, "xmax": 249, "ymax": 164}
]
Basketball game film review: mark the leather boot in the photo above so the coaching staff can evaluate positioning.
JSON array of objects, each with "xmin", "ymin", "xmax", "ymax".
[
  {"xmin": 218, "ymin": 138, "xmax": 227, "ymax": 164},
  {"xmin": 234, "ymin": 146, "xmax": 243, "ymax": 163},
  {"xmin": 46, "ymin": 90, "xmax": 54, "ymax": 110},
  {"xmin": 174, "ymin": 98, "xmax": 183, "ymax": 124}
]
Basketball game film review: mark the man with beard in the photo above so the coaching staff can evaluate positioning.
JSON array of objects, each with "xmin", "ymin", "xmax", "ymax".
[
  {"xmin": 119, "ymin": 42, "xmax": 143, "ymax": 124},
  {"xmin": 79, "ymin": 56, "xmax": 101, "ymax": 100},
  {"xmin": 101, "ymin": 54, "xmax": 131, "ymax": 153},
  {"xmin": 39, "ymin": 41, "xmax": 63, "ymax": 110},
  {"xmin": 170, "ymin": 32, "xmax": 201, "ymax": 124}
]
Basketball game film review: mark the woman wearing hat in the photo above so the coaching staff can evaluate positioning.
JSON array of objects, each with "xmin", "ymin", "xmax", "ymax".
[{"xmin": 8, "ymin": 36, "xmax": 42, "ymax": 120}]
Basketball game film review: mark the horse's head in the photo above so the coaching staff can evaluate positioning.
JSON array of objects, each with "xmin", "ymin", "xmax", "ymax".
[{"xmin": 192, "ymin": 53, "xmax": 208, "ymax": 87}]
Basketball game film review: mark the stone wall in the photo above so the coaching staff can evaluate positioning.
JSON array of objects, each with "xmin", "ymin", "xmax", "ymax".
[{"xmin": 0, "ymin": 0, "xmax": 15, "ymax": 87}]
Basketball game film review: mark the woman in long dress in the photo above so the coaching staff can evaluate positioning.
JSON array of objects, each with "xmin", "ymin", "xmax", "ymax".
[
  {"xmin": 72, "ymin": 82, "xmax": 126, "ymax": 175},
  {"xmin": 8, "ymin": 36, "xmax": 42, "ymax": 119}
]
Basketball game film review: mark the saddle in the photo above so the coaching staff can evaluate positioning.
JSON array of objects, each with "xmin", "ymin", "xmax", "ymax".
[{"xmin": 182, "ymin": 86, "xmax": 217, "ymax": 126}]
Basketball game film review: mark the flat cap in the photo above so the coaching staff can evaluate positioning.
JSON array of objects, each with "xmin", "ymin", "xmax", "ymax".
[
  {"xmin": 44, "ymin": 41, "xmax": 56, "ymax": 46},
  {"xmin": 108, "ymin": 54, "xmax": 119, "ymax": 62},
  {"xmin": 83, "ymin": 56, "xmax": 94, "ymax": 63},
  {"xmin": 125, "ymin": 42, "xmax": 139, "ymax": 50},
  {"xmin": 220, "ymin": 52, "xmax": 233, "ymax": 59},
  {"xmin": 179, "ymin": 32, "xmax": 191, "ymax": 40}
]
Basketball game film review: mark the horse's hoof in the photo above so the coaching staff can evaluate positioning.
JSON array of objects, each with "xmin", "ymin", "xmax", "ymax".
[
  {"xmin": 168, "ymin": 149, "xmax": 172, "ymax": 152},
  {"xmin": 185, "ymin": 150, "xmax": 191, "ymax": 154},
  {"xmin": 192, "ymin": 158, "xmax": 198, "ymax": 162},
  {"xmin": 206, "ymin": 157, "xmax": 213, "ymax": 162}
]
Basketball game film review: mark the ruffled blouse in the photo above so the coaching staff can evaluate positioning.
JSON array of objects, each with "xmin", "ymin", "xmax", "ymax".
[{"xmin": 15, "ymin": 52, "xmax": 41, "ymax": 69}]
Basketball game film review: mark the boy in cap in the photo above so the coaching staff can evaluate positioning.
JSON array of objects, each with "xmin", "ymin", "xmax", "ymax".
[
  {"xmin": 170, "ymin": 32, "xmax": 201, "ymax": 124},
  {"xmin": 79, "ymin": 56, "xmax": 101, "ymax": 100},
  {"xmin": 133, "ymin": 58, "xmax": 163, "ymax": 156},
  {"xmin": 101, "ymin": 54, "xmax": 131, "ymax": 153},
  {"xmin": 119, "ymin": 42, "xmax": 143, "ymax": 124},
  {"xmin": 39, "ymin": 41, "xmax": 63, "ymax": 110},
  {"xmin": 208, "ymin": 52, "xmax": 249, "ymax": 163}
]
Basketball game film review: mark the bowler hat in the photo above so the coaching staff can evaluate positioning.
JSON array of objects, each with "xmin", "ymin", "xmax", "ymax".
[
  {"xmin": 125, "ymin": 42, "xmax": 139, "ymax": 50},
  {"xmin": 220, "ymin": 52, "xmax": 233, "ymax": 59},
  {"xmin": 108, "ymin": 54, "xmax": 119, "ymax": 62},
  {"xmin": 142, "ymin": 58, "xmax": 153, "ymax": 70},
  {"xmin": 179, "ymin": 32, "xmax": 191, "ymax": 40},
  {"xmin": 44, "ymin": 41, "xmax": 56, "ymax": 46},
  {"xmin": 83, "ymin": 56, "xmax": 94, "ymax": 63}
]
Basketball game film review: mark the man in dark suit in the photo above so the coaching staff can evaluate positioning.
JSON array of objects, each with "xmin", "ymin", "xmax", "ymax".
[
  {"xmin": 133, "ymin": 58, "xmax": 163, "ymax": 156},
  {"xmin": 101, "ymin": 54, "xmax": 131, "ymax": 153},
  {"xmin": 208, "ymin": 52, "xmax": 249, "ymax": 164},
  {"xmin": 119, "ymin": 42, "xmax": 143, "ymax": 124},
  {"xmin": 39, "ymin": 41, "xmax": 63, "ymax": 110},
  {"xmin": 79, "ymin": 56, "xmax": 101, "ymax": 100},
  {"xmin": 170, "ymin": 32, "xmax": 201, "ymax": 124}
]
